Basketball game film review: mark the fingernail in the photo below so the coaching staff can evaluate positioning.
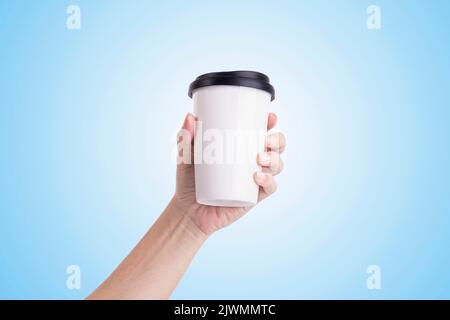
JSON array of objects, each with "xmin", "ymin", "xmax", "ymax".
[{"xmin": 259, "ymin": 153, "xmax": 271, "ymax": 165}]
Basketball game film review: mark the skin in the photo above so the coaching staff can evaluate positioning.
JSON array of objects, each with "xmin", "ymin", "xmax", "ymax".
[{"xmin": 87, "ymin": 112, "xmax": 286, "ymax": 300}]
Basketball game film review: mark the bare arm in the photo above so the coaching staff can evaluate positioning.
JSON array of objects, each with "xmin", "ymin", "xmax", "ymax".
[
  {"xmin": 87, "ymin": 199, "xmax": 206, "ymax": 299},
  {"xmin": 87, "ymin": 113, "xmax": 285, "ymax": 299}
]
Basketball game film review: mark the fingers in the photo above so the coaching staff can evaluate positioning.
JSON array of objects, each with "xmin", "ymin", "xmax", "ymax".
[
  {"xmin": 267, "ymin": 112, "xmax": 277, "ymax": 130},
  {"xmin": 265, "ymin": 132, "xmax": 286, "ymax": 154},
  {"xmin": 257, "ymin": 152, "xmax": 284, "ymax": 175},
  {"xmin": 254, "ymin": 172, "xmax": 277, "ymax": 201},
  {"xmin": 256, "ymin": 117, "xmax": 286, "ymax": 202}
]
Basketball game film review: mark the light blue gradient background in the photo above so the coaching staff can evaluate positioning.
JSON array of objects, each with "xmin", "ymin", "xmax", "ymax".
[{"xmin": 1, "ymin": 0, "xmax": 449, "ymax": 299}]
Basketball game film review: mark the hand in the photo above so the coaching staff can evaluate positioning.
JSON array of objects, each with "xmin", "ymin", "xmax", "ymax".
[
  {"xmin": 172, "ymin": 112, "xmax": 286, "ymax": 236},
  {"xmin": 88, "ymin": 112, "xmax": 285, "ymax": 299}
]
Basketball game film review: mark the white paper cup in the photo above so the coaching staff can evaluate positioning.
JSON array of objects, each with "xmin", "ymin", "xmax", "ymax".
[{"xmin": 188, "ymin": 71, "xmax": 275, "ymax": 207}]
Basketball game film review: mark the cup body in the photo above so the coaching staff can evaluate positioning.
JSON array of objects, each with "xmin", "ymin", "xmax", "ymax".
[{"xmin": 192, "ymin": 85, "xmax": 271, "ymax": 207}]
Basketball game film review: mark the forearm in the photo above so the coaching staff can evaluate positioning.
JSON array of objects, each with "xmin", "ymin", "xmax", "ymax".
[{"xmin": 87, "ymin": 198, "xmax": 207, "ymax": 300}]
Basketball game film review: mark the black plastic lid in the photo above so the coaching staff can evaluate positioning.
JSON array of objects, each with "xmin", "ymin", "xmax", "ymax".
[{"xmin": 188, "ymin": 71, "xmax": 275, "ymax": 101}]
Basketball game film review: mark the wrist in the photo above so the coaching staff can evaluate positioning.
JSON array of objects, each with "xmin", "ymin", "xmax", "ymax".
[{"xmin": 167, "ymin": 197, "xmax": 209, "ymax": 241}]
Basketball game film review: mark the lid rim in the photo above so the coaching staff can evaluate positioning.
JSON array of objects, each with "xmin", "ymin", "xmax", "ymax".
[{"xmin": 188, "ymin": 71, "xmax": 275, "ymax": 101}]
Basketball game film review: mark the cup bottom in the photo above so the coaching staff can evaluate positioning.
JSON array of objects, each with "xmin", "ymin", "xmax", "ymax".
[{"xmin": 196, "ymin": 198, "xmax": 256, "ymax": 208}]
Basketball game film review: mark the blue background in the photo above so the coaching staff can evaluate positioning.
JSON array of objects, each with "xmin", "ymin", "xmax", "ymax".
[{"xmin": 1, "ymin": 0, "xmax": 449, "ymax": 299}]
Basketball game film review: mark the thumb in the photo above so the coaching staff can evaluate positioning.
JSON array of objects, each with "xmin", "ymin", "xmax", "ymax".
[
  {"xmin": 181, "ymin": 112, "xmax": 196, "ymax": 140},
  {"xmin": 177, "ymin": 113, "xmax": 196, "ymax": 167}
]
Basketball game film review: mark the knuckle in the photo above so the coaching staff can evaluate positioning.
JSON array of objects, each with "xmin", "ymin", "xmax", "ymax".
[
  {"xmin": 278, "ymin": 158, "xmax": 284, "ymax": 173},
  {"xmin": 279, "ymin": 133, "xmax": 286, "ymax": 147},
  {"xmin": 270, "ymin": 152, "xmax": 280, "ymax": 169},
  {"xmin": 270, "ymin": 179, "xmax": 278, "ymax": 193}
]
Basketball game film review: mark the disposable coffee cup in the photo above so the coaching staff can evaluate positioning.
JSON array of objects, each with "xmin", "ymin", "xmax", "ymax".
[{"xmin": 188, "ymin": 71, "xmax": 275, "ymax": 207}]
